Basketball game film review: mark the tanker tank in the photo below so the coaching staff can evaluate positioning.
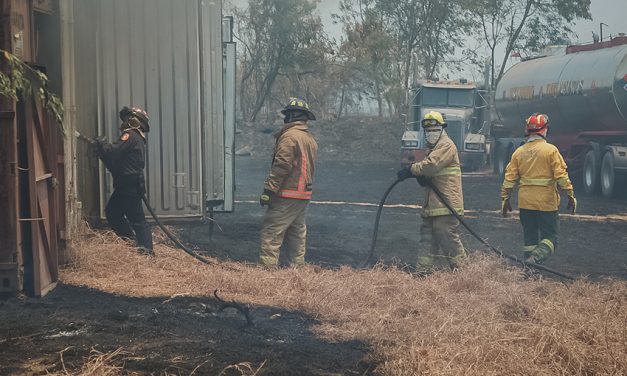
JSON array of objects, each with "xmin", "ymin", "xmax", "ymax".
[{"xmin": 492, "ymin": 36, "xmax": 627, "ymax": 198}]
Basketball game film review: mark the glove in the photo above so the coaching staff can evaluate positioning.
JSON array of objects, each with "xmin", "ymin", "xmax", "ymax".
[
  {"xmin": 567, "ymin": 191, "xmax": 577, "ymax": 215},
  {"xmin": 94, "ymin": 135, "xmax": 107, "ymax": 144},
  {"xmin": 415, "ymin": 175, "xmax": 430, "ymax": 187},
  {"xmin": 260, "ymin": 189, "xmax": 273, "ymax": 207},
  {"xmin": 397, "ymin": 166, "xmax": 413, "ymax": 181},
  {"xmin": 91, "ymin": 136, "xmax": 108, "ymax": 157},
  {"xmin": 501, "ymin": 198, "xmax": 512, "ymax": 217}
]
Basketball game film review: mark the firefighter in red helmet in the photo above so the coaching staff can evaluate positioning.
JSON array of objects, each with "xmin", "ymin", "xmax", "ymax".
[{"xmin": 501, "ymin": 113, "xmax": 577, "ymax": 264}]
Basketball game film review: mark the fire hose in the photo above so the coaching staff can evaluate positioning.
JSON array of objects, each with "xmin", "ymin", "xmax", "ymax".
[
  {"xmin": 141, "ymin": 195, "xmax": 215, "ymax": 265},
  {"xmin": 363, "ymin": 177, "xmax": 576, "ymax": 281}
]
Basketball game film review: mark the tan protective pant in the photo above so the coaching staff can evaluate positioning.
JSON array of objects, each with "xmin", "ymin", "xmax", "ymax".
[
  {"xmin": 417, "ymin": 215, "xmax": 467, "ymax": 271},
  {"xmin": 259, "ymin": 197, "xmax": 309, "ymax": 266}
]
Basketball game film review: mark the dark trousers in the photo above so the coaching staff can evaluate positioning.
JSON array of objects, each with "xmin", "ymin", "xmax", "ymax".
[
  {"xmin": 519, "ymin": 209, "xmax": 559, "ymax": 249},
  {"xmin": 105, "ymin": 183, "xmax": 153, "ymax": 250}
]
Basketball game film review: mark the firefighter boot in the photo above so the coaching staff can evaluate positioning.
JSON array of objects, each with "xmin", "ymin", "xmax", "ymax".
[
  {"xmin": 522, "ymin": 245, "xmax": 536, "ymax": 262},
  {"xmin": 525, "ymin": 239, "xmax": 554, "ymax": 264}
]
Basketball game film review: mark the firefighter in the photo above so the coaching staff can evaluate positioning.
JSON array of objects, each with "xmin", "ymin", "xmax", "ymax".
[
  {"xmin": 259, "ymin": 98, "xmax": 318, "ymax": 267},
  {"xmin": 397, "ymin": 111, "xmax": 466, "ymax": 272},
  {"xmin": 501, "ymin": 113, "xmax": 576, "ymax": 264},
  {"xmin": 96, "ymin": 106, "xmax": 153, "ymax": 255}
]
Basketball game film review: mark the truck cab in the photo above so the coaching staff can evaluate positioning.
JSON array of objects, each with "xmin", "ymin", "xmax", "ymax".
[{"xmin": 401, "ymin": 80, "xmax": 490, "ymax": 171}]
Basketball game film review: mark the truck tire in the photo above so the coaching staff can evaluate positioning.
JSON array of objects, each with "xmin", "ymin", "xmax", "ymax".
[
  {"xmin": 582, "ymin": 149, "xmax": 600, "ymax": 195},
  {"xmin": 600, "ymin": 151, "xmax": 617, "ymax": 198}
]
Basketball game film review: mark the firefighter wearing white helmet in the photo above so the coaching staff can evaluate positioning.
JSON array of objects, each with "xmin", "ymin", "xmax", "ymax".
[
  {"xmin": 501, "ymin": 113, "xmax": 576, "ymax": 264},
  {"xmin": 397, "ymin": 111, "xmax": 466, "ymax": 272},
  {"xmin": 258, "ymin": 98, "xmax": 318, "ymax": 267}
]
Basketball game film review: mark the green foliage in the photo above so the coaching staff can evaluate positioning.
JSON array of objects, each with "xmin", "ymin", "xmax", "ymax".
[
  {"xmin": 0, "ymin": 49, "xmax": 65, "ymax": 134},
  {"xmin": 235, "ymin": 0, "xmax": 332, "ymax": 121},
  {"xmin": 332, "ymin": 0, "xmax": 471, "ymax": 117},
  {"xmin": 228, "ymin": 0, "xmax": 591, "ymax": 120},
  {"xmin": 332, "ymin": 0, "xmax": 394, "ymax": 116},
  {"xmin": 463, "ymin": 0, "xmax": 591, "ymax": 88}
]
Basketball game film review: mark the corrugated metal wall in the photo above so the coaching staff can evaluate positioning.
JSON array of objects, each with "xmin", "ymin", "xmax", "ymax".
[
  {"xmin": 199, "ymin": 0, "xmax": 225, "ymax": 212},
  {"xmin": 71, "ymin": 0, "xmax": 226, "ymax": 218},
  {"xmin": 96, "ymin": 0, "xmax": 200, "ymax": 217}
]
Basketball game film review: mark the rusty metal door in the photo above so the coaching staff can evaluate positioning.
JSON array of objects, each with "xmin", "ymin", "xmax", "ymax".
[{"xmin": 19, "ymin": 96, "xmax": 60, "ymax": 296}]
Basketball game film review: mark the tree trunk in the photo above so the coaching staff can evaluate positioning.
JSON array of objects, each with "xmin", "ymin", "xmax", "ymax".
[
  {"xmin": 495, "ymin": 0, "xmax": 534, "ymax": 88},
  {"xmin": 336, "ymin": 85, "xmax": 346, "ymax": 120},
  {"xmin": 250, "ymin": 67, "xmax": 279, "ymax": 122},
  {"xmin": 375, "ymin": 77, "xmax": 383, "ymax": 118}
]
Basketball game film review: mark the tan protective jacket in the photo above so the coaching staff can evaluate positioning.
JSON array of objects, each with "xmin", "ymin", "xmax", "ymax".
[
  {"xmin": 411, "ymin": 133, "xmax": 464, "ymax": 217},
  {"xmin": 264, "ymin": 121, "xmax": 318, "ymax": 200},
  {"xmin": 501, "ymin": 138, "xmax": 573, "ymax": 211}
]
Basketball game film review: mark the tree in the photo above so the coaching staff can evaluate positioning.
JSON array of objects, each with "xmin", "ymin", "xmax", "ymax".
[
  {"xmin": 0, "ymin": 49, "xmax": 64, "ymax": 128},
  {"xmin": 234, "ymin": 0, "xmax": 330, "ymax": 122},
  {"xmin": 376, "ymin": 0, "xmax": 472, "ymax": 115},
  {"xmin": 465, "ymin": 0, "xmax": 591, "ymax": 89},
  {"xmin": 334, "ymin": 0, "xmax": 471, "ymax": 118},
  {"xmin": 333, "ymin": 0, "xmax": 394, "ymax": 117}
]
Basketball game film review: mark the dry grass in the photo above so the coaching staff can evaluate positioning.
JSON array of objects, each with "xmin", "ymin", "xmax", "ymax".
[
  {"xmin": 51, "ymin": 347, "xmax": 127, "ymax": 376},
  {"xmin": 62, "ymin": 227, "xmax": 627, "ymax": 375}
]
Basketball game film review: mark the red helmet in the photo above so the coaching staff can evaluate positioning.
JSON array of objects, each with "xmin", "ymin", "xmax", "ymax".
[{"xmin": 525, "ymin": 113, "xmax": 549, "ymax": 134}]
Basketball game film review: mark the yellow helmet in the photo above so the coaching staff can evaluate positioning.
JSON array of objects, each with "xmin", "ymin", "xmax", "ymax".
[
  {"xmin": 421, "ymin": 111, "xmax": 447, "ymax": 128},
  {"xmin": 280, "ymin": 98, "xmax": 316, "ymax": 120}
]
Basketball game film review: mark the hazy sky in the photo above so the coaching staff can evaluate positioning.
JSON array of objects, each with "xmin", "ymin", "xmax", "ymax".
[
  {"xmin": 315, "ymin": 0, "xmax": 627, "ymax": 44},
  {"xmin": 228, "ymin": 0, "xmax": 627, "ymax": 79},
  {"xmin": 229, "ymin": 0, "xmax": 626, "ymax": 45}
]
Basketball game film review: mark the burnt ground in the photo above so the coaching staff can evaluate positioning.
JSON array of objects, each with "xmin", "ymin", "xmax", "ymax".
[
  {"xmin": 2, "ymin": 125, "xmax": 627, "ymax": 374},
  {"xmin": 0, "ymin": 285, "xmax": 367, "ymax": 375},
  {"xmin": 189, "ymin": 156, "xmax": 627, "ymax": 280}
]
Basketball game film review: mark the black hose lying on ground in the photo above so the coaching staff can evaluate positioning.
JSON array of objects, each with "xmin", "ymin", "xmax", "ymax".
[
  {"xmin": 364, "ymin": 178, "xmax": 576, "ymax": 281},
  {"xmin": 142, "ymin": 195, "xmax": 216, "ymax": 265}
]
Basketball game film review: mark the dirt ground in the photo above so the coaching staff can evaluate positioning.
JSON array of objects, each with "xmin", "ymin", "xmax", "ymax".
[{"xmin": 1, "ymin": 118, "xmax": 627, "ymax": 375}]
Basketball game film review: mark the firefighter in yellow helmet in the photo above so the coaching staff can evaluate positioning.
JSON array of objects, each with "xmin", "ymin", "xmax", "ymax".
[
  {"xmin": 258, "ymin": 98, "xmax": 318, "ymax": 267},
  {"xmin": 501, "ymin": 113, "xmax": 577, "ymax": 264},
  {"xmin": 397, "ymin": 111, "xmax": 466, "ymax": 272}
]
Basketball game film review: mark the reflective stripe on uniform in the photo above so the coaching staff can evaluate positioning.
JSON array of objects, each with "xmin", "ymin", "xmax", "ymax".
[
  {"xmin": 556, "ymin": 175, "xmax": 572, "ymax": 187},
  {"xmin": 259, "ymin": 254, "xmax": 279, "ymax": 266},
  {"xmin": 539, "ymin": 238, "xmax": 555, "ymax": 253},
  {"xmin": 423, "ymin": 207, "xmax": 464, "ymax": 217},
  {"xmin": 519, "ymin": 177, "xmax": 555, "ymax": 186},
  {"xmin": 277, "ymin": 145, "xmax": 312, "ymax": 200},
  {"xmin": 276, "ymin": 190, "xmax": 312, "ymax": 199},
  {"xmin": 502, "ymin": 179, "xmax": 516, "ymax": 189},
  {"xmin": 432, "ymin": 166, "xmax": 462, "ymax": 177}
]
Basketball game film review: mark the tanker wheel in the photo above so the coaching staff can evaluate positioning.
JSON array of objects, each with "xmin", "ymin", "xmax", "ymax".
[
  {"xmin": 582, "ymin": 149, "xmax": 599, "ymax": 195},
  {"xmin": 600, "ymin": 152, "xmax": 617, "ymax": 198}
]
